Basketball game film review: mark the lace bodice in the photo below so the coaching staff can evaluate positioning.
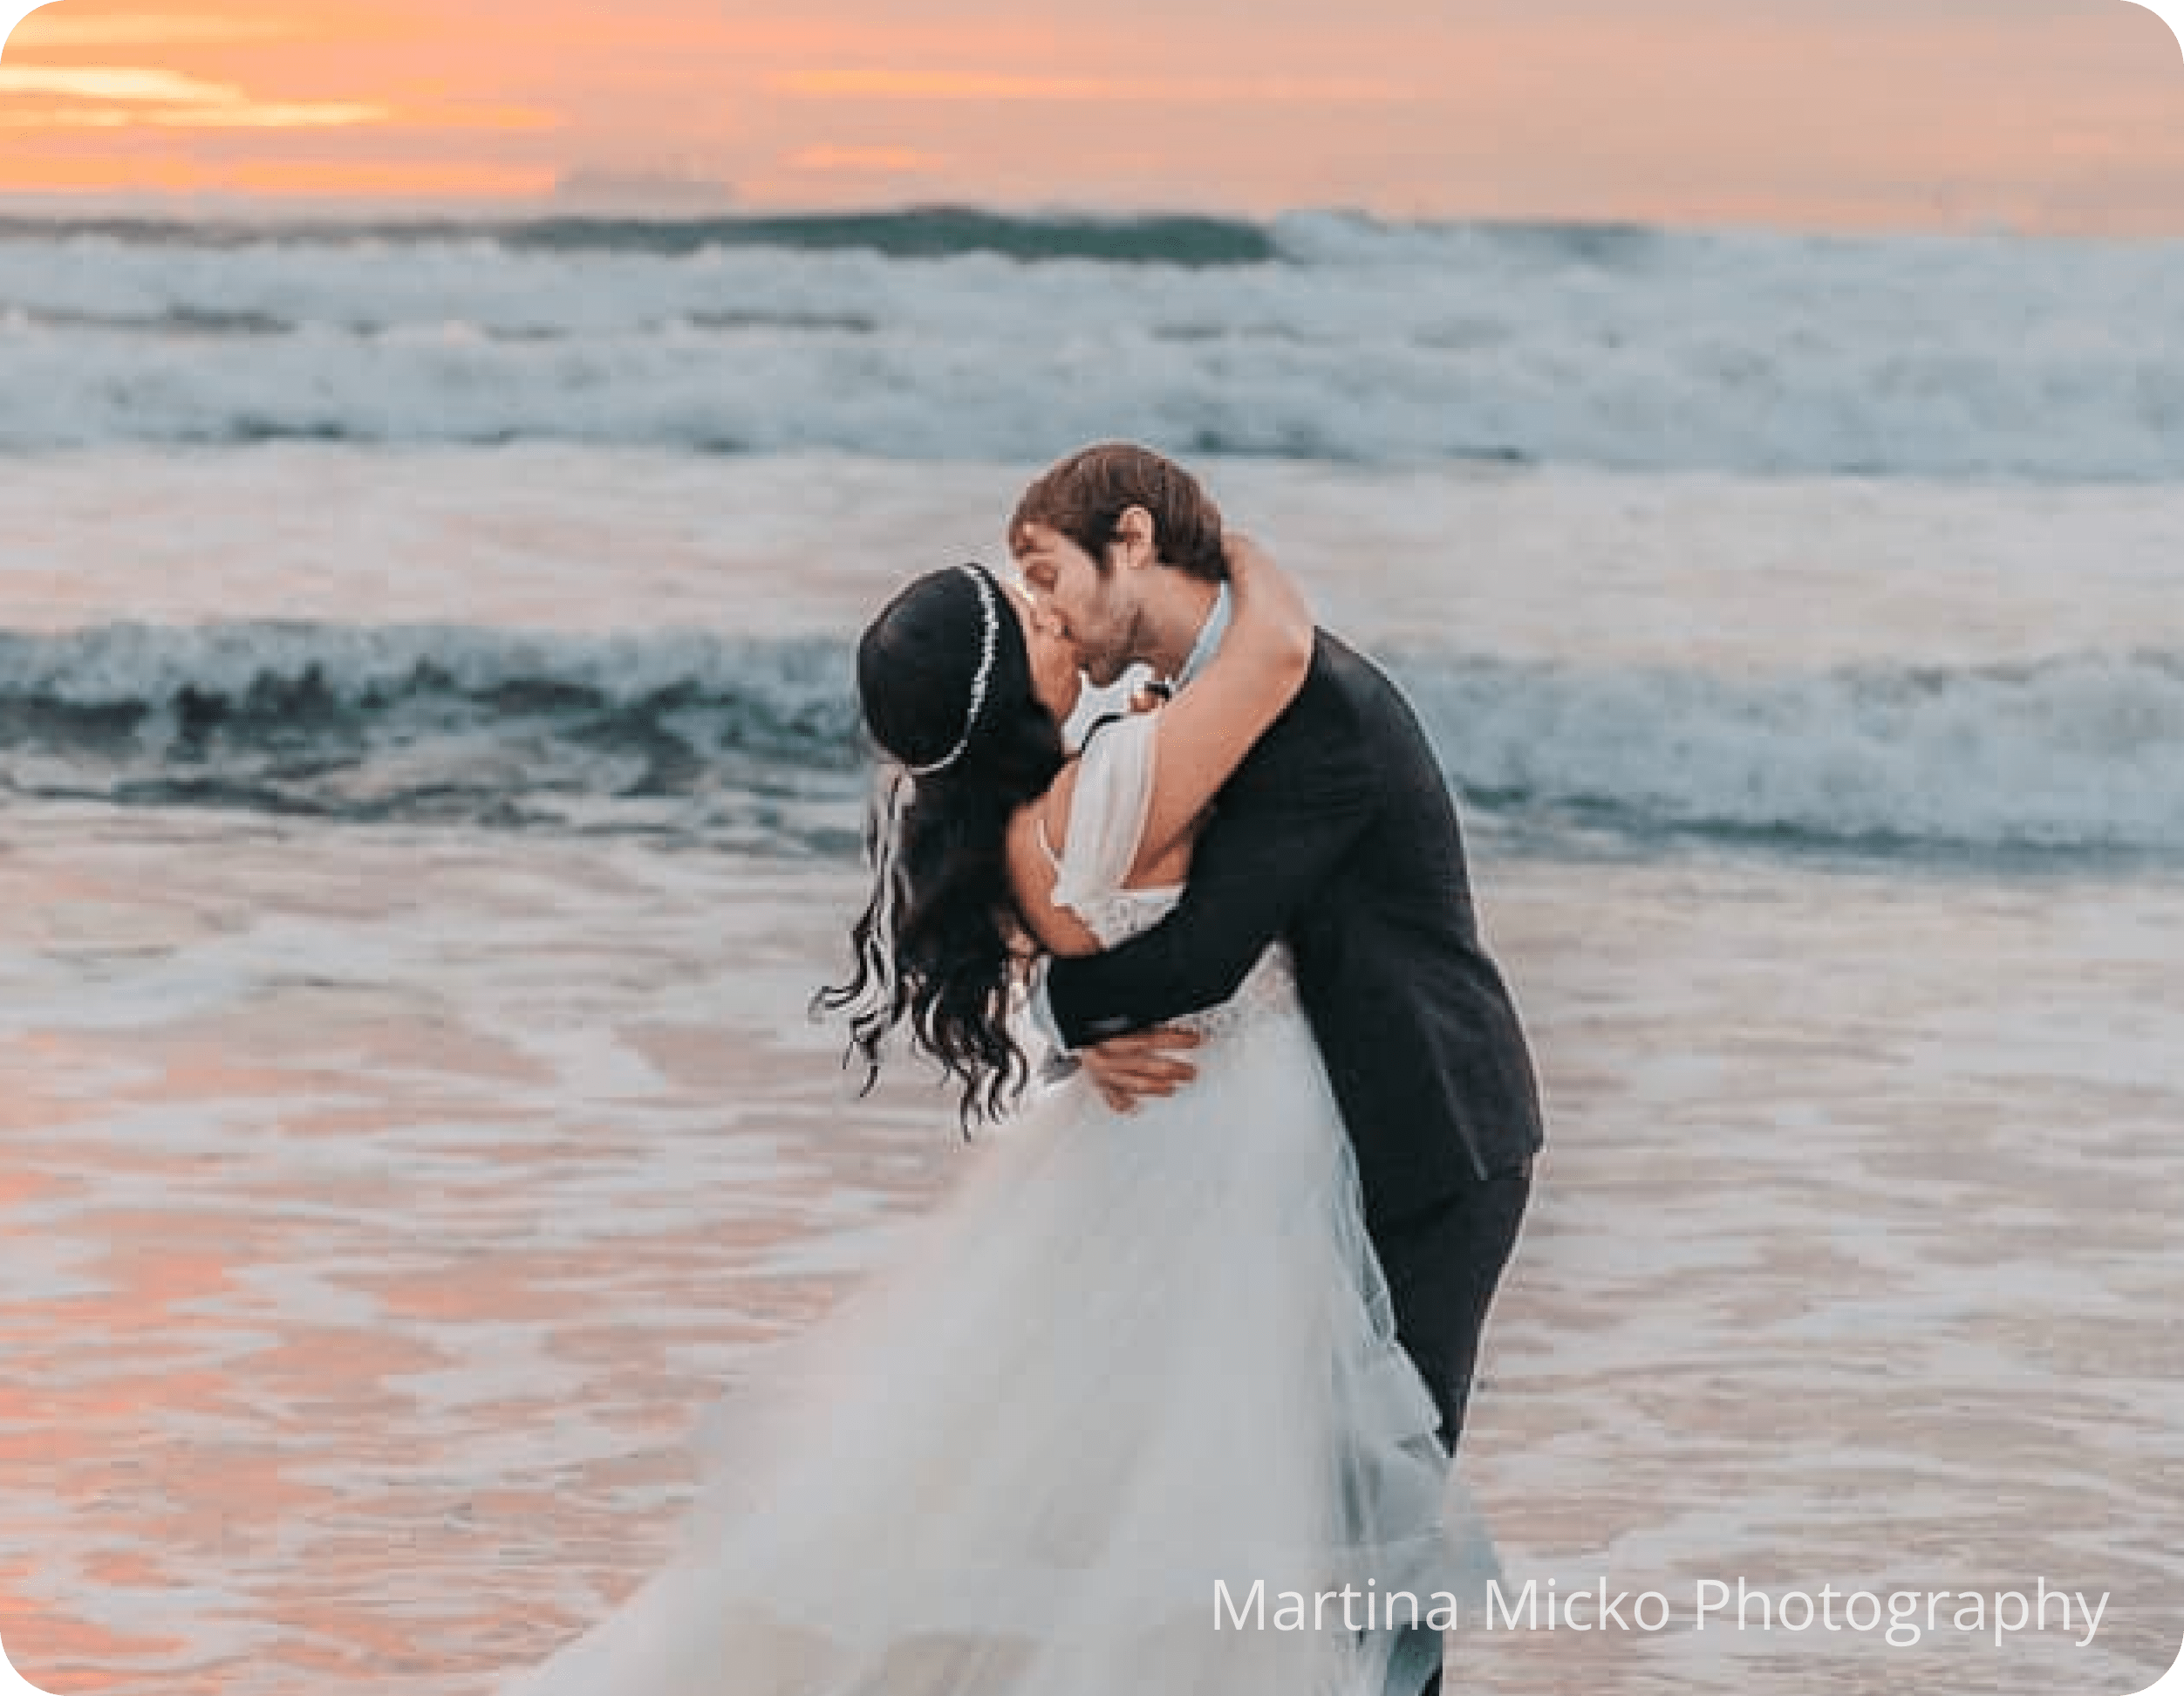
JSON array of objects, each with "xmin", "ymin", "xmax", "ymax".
[{"xmin": 1046, "ymin": 714, "xmax": 1297, "ymax": 1038}]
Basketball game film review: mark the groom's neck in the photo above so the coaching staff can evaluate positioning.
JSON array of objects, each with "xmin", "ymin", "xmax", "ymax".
[{"xmin": 1137, "ymin": 573, "xmax": 1220, "ymax": 680}]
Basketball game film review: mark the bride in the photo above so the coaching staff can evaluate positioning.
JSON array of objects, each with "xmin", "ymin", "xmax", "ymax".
[{"xmin": 496, "ymin": 535, "xmax": 1480, "ymax": 1696}]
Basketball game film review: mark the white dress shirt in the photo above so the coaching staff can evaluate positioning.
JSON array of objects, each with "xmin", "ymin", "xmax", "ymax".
[{"xmin": 1170, "ymin": 582, "xmax": 1232, "ymax": 691}]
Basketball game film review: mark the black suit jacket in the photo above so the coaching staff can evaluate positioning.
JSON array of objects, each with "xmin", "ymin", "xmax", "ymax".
[{"xmin": 1046, "ymin": 631, "xmax": 1545, "ymax": 1233}]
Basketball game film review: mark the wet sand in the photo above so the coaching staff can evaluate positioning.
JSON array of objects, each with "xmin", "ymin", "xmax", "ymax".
[{"xmin": 3, "ymin": 801, "xmax": 2179, "ymax": 1694}]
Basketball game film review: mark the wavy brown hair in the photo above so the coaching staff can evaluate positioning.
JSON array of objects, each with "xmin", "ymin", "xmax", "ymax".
[
  {"xmin": 1008, "ymin": 441, "xmax": 1228, "ymax": 582},
  {"xmin": 816, "ymin": 564, "xmax": 1067, "ymax": 1132}
]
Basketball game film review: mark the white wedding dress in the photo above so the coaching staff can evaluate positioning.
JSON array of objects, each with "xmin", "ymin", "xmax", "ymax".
[{"xmin": 497, "ymin": 711, "xmax": 1482, "ymax": 1696}]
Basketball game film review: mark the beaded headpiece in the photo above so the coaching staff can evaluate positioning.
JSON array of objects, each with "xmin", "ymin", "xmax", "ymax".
[{"xmin": 904, "ymin": 564, "xmax": 1001, "ymax": 778}]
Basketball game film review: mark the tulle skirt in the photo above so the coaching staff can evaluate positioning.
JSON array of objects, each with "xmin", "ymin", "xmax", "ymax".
[{"xmin": 496, "ymin": 983, "xmax": 1485, "ymax": 1696}]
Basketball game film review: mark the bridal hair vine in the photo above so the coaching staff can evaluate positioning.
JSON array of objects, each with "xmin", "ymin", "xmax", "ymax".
[{"xmin": 904, "ymin": 564, "xmax": 1000, "ymax": 778}]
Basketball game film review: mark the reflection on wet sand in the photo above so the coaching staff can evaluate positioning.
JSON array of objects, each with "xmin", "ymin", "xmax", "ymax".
[{"xmin": 2, "ymin": 803, "xmax": 2179, "ymax": 1694}]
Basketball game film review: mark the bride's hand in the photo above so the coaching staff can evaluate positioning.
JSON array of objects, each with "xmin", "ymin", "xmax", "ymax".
[{"xmin": 1080, "ymin": 1026, "xmax": 1202, "ymax": 1112}]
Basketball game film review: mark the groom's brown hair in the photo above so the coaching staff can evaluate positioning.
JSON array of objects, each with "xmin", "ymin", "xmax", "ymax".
[{"xmin": 1009, "ymin": 443, "xmax": 1227, "ymax": 583}]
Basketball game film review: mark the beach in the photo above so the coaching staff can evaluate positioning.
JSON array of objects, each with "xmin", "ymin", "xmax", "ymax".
[
  {"xmin": 3, "ymin": 213, "xmax": 2181, "ymax": 1693},
  {"xmin": 4, "ymin": 796, "xmax": 2180, "ymax": 1693}
]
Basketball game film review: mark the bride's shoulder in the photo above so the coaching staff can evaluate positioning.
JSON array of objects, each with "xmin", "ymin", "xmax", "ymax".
[
  {"xmin": 1007, "ymin": 705, "xmax": 1157, "ymax": 868},
  {"xmin": 1003, "ymin": 761, "xmax": 1106, "ymax": 958},
  {"xmin": 1006, "ymin": 757, "xmax": 1080, "ymax": 865}
]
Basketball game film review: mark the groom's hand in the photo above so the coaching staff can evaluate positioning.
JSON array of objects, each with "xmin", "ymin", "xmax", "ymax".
[{"xmin": 1080, "ymin": 1027, "xmax": 1201, "ymax": 1113}]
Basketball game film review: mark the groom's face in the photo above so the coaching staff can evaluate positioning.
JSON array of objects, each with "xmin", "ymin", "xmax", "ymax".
[{"xmin": 1012, "ymin": 523, "xmax": 1140, "ymax": 687}]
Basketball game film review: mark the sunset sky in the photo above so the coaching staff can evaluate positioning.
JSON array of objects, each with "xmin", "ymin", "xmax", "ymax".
[{"xmin": 3, "ymin": 0, "xmax": 2182, "ymax": 231}]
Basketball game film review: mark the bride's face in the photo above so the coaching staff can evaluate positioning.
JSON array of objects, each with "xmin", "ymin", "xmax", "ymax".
[{"xmin": 1007, "ymin": 579, "xmax": 1082, "ymax": 726}]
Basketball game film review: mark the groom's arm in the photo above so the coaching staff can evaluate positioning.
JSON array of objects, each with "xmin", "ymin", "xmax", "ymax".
[{"xmin": 1045, "ymin": 695, "xmax": 1377, "ymax": 1046}]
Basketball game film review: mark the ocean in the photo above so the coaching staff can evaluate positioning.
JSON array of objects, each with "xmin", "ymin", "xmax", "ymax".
[{"xmin": 2, "ymin": 209, "xmax": 2180, "ymax": 1693}]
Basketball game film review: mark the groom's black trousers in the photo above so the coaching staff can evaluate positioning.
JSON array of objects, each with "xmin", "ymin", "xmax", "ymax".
[
  {"xmin": 1371, "ymin": 1159, "xmax": 1532, "ymax": 1696},
  {"xmin": 1373, "ymin": 1158, "xmax": 1533, "ymax": 1459}
]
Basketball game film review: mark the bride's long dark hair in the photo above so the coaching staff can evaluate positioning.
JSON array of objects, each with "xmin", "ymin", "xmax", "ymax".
[{"xmin": 816, "ymin": 564, "xmax": 1068, "ymax": 1131}]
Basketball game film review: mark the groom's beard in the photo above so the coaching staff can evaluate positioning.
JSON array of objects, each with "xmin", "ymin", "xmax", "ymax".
[
  {"xmin": 1071, "ymin": 640, "xmax": 1130, "ymax": 688},
  {"xmin": 1074, "ymin": 607, "xmax": 1148, "ymax": 688}
]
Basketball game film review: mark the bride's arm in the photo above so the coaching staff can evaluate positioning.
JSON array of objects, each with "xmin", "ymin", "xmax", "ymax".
[{"xmin": 1129, "ymin": 534, "xmax": 1313, "ymax": 879}]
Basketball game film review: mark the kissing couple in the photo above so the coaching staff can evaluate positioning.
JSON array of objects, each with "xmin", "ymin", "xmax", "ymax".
[{"xmin": 497, "ymin": 442, "xmax": 1546, "ymax": 1696}]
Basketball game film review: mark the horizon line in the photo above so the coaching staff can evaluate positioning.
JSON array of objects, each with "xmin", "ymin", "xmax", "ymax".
[{"xmin": 0, "ymin": 190, "xmax": 2180, "ymax": 245}]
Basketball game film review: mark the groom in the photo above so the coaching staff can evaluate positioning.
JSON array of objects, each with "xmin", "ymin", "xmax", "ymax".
[{"xmin": 1014, "ymin": 443, "xmax": 1544, "ymax": 1696}]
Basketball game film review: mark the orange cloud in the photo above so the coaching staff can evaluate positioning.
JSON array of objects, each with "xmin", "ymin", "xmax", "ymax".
[
  {"xmin": 1, "ymin": 63, "xmax": 235, "ymax": 99},
  {"xmin": 0, "ymin": 62, "xmax": 384, "ymax": 124},
  {"xmin": 0, "ymin": 61, "xmax": 557, "ymax": 130}
]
